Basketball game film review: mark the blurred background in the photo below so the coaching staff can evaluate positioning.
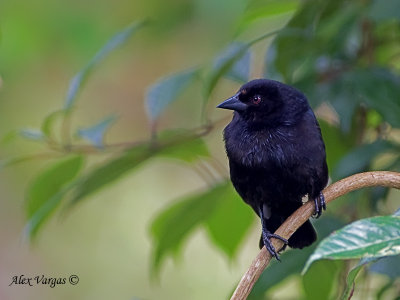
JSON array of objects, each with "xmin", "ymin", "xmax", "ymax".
[{"xmin": 0, "ymin": 0, "xmax": 399, "ymax": 299}]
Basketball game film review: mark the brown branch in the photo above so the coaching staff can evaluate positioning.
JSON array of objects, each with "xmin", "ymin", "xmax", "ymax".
[{"xmin": 230, "ymin": 171, "xmax": 400, "ymax": 300}]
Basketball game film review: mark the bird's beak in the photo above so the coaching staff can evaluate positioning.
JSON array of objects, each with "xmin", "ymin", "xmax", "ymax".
[{"xmin": 216, "ymin": 94, "xmax": 248, "ymax": 111}]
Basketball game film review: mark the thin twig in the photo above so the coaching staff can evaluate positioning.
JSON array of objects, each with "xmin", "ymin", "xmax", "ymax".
[{"xmin": 230, "ymin": 171, "xmax": 400, "ymax": 300}]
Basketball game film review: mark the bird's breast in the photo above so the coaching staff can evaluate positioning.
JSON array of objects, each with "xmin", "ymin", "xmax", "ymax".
[{"xmin": 225, "ymin": 127, "xmax": 291, "ymax": 169}]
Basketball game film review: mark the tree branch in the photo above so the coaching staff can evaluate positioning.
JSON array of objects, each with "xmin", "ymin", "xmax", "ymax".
[{"xmin": 230, "ymin": 171, "xmax": 400, "ymax": 300}]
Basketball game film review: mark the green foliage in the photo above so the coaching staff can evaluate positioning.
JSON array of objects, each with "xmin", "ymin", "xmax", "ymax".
[
  {"xmin": 303, "ymin": 215, "xmax": 400, "ymax": 273},
  {"xmin": 204, "ymin": 185, "xmax": 254, "ymax": 258},
  {"xmin": 25, "ymin": 156, "xmax": 84, "ymax": 238},
  {"xmin": 150, "ymin": 182, "xmax": 251, "ymax": 272},
  {"xmin": 238, "ymin": 0, "xmax": 299, "ymax": 33},
  {"xmin": 2, "ymin": 0, "xmax": 400, "ymax": 298},
  {"xmin": 333, "ymin": 140, "xmax": 399, "ymax": 180},
  {"xmin": 70, "ymin": 133, "xmax": 209, "ymax": 206},
  {"xmin": 303, "ymin": 260, "xmax": 340, "ymax": 300},
  {"xmin": 341, "ymin": 258, "xmax": 372, "ymax": 300},
  {"xmin": 41, "ymin": 110, "xmax": 66, "ymax": 140}
]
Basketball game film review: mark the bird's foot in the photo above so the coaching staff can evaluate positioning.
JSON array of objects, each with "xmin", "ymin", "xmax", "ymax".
[
  {"xmin": 262, "ymin": 230, "xmax": 288, "ymax": 261},
  {"xmin": 312, "ymin": 192, "xmax": 326, "ymax": 219}
]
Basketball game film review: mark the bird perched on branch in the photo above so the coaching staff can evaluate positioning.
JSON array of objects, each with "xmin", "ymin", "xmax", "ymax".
[{"xmin": 217, "ymin": 79, "xmax": 328, "ymax": 260}]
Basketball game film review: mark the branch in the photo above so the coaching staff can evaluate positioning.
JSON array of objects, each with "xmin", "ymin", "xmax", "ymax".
[{"xmin": 230, "ymin": 171, "xmax": 400, "ymax": 300}]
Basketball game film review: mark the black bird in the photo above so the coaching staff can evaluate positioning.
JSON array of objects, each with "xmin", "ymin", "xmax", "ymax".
[{"xmin": 217, "ymin": 79, "xmax": 328, "ymax": 260}]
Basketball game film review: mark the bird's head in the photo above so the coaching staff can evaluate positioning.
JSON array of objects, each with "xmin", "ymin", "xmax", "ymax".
[{"xmin": 217, "ymin": 79, "xmax": 309, "ymax": 126}]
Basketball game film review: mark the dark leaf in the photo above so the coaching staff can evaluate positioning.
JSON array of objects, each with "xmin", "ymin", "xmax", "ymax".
[
  {"xmin": 266, "ymin": 0, "xmax": 360, "ymax": 82},
  {"xmin": 205, "ymin": 183, "xmax": 254, "ymax": 258},
  {"xmin": 318, "ymin": 120, "xmax": 353, "ymax": 171},
  {"xmin": 355, "ymin": 68, "xmax": 400, "ymax": 128},
  {"xmin": 333, "ymin": 140, "xmax": 398, "ymax": 180}
]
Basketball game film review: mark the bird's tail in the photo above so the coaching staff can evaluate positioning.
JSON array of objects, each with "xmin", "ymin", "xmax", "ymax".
[
  {"xmin": 288, "ymin": 219, "xmax": 316, "ymax": 249},
  {"xmin": 258, "ymin": 202, "xmax": 317, "ymax": 249}
]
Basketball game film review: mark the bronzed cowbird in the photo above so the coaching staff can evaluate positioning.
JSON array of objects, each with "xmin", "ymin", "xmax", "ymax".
[{"xmin": 217, "ymin": 79, "xmax": 328, "ymax": 260}]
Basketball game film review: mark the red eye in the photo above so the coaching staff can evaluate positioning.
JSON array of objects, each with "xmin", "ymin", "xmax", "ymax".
[{"xmin": 252, "ymin": 95, "xmax": 262, "ymax": 105}]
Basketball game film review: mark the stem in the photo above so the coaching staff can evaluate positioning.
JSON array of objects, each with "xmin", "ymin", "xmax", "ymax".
[{"xmin": 230, "ymin": 171, "xmax": 400, "ymax": 300}]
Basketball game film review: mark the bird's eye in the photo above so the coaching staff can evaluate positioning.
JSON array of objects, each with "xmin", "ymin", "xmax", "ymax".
[{"xmin": 252, "ymin": 95, "xmax": 262, "ymax": 105}]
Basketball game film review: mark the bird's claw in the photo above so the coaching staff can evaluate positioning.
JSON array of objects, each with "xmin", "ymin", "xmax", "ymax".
[
  {"xmin": 312, "ymin": 192, "xmax": 326, "ymax": 219},
  {"xmin": 262, "ymin": 231, "xmax": 288, "ymax": 261}
]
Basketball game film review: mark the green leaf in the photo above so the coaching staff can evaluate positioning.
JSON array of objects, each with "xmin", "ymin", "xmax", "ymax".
[
  {"xmin": 333, "ymin": 140, "xmax": 398, "ymax": 180},
  {"xmin": 302, "ymin": 216, "xmax": 400, "ymax": 274},
  {"xmin": 318, "ymin": 120, "xmax": 353, "ymax": 171},
  {"xmin": 264, "ymin": 0, "xmax": 320, "ymax": 82},
  {"xmin": 41, "ymin": 110, "xmax": 66, "ymax": 139},
  {"xmin": 69, "ymin": 133, "xmax": 209, "ymax": 205},
  {"xmin": 305, "ymin": 68, "xmax": 400, "ymax": 132},
  {"xmin": 156, "ymin": 135, "xmax": 209, "ymax": 163},
  {"xmin": 355, "ymin": 68, "xmax": 400, "ymax": 128},
  {"xmin": 204, "ymin": 42, "xmax": 249, "ymax": 98},
  {"xmin": 64, "ymin": 20, "xmax": 147, "ymax": 109},
  {"xmin": 25, "ymin": 156, "xmax": 84, "ymax": 238},
  {"xmin": 303, "ymin": 260, "xmax": 340, "ymax": 300},
  {"xmin": 77, "ymin": 115, "xmax": 117, "ymax": 149},
  {"xmin": 145, "ymin": 69, "xmax": 198, "ymax": 121},
  {"xmin": 238, "ymin": 0, "xmax": 298, "ymax": 33},
  {"xmin": 151, "ymin": 183, "xmax": 229, "ymax": 273},
  {"xmin": 69, "ymin": 144, "xmax": 152, "ymax": 205},
  {"xmin": 20, "ymin": 129, "xmax": 45, "ymax": 141},
  {"xmin": 205, "ymin": 183, "xmax": 254, "ymax": 258},
  {"xmin": 213, "ymin": 42, "xmax": 251, "ymax": 83},
  {"xmin": 341, "ymin": 258, "xmax": 374, "ymax": 300},
  {"xmin": 0, "ymin": 130, "xmax": 18, "ymax": 145}
]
